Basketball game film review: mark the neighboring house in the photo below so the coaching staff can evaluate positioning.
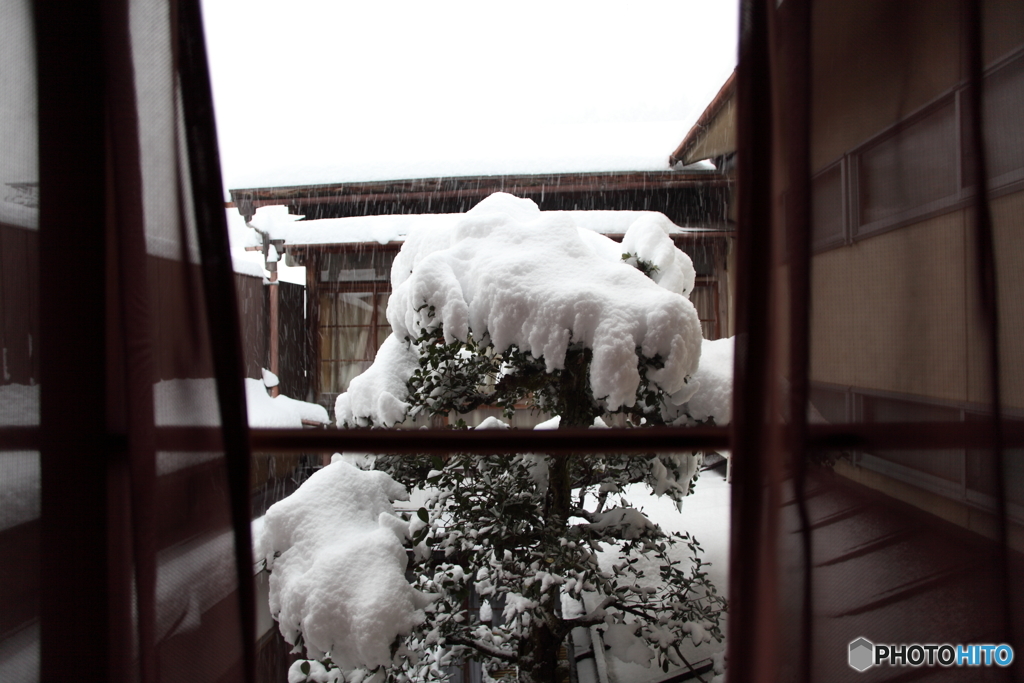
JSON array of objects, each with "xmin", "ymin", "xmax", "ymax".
[
  {"xmin": 229, "ymin": 171, "xmax": 736, "ymax": 416},
  {"xmin": 670, "ymin": 70, "xmax": 737, "ymax": 178},
  {"xmin": 678, "ymin": 0, "xmax": 1024, "ymax": 542}
]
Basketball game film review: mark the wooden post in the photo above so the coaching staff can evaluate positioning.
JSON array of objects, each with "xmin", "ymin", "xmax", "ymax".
[{"xmin": 269, "ymin": 269, "xmax": 279, "ymax": 397}]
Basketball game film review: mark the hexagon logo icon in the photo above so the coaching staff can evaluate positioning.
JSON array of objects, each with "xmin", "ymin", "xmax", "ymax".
[{"xmin": 849, "ymin": 638, "xmax": 874, "ymax": 672}]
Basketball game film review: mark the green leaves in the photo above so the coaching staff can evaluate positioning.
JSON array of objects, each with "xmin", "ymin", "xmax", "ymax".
[
  {"xmin": 621, "ymin": 251, "xmax": 660, "ymax": 278},
  {"xmin": 369, "ymin": 450, "xmax": 725, "ymax": 683}
]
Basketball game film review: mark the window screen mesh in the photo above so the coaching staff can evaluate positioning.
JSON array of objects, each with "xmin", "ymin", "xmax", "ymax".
[
  {"xmin": 732, "ymin": 0, "xmax": 1023, "ymax": 681},
  {"xmin": 0, "ymin": 1, "xmax": 254, "ymax": 681},
  {"xmin": 0, "ymin": 1, "xmax": 40, "ymax": 680}
]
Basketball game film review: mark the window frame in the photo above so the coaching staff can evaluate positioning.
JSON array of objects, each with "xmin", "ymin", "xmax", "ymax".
[{"xmin": 296, "ymin": 243, "xmax": 400, "ymax": 412}]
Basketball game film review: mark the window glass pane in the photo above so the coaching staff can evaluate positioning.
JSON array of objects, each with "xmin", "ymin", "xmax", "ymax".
[
  {"xmin": 319, "ymin": 250, "xmax": 396, "ymax": 283},
  {"xmin": 0, "ymin": 450, "xmax": 39, "ymax": 532},
  {"xmin": 690, "ymin": 284, "xmax": 718, "ymax": 340},
  {"xmin": 858, "ymin": 101, "xmax": 957, "ymax": 226},
  {"xmin": 811, "ymin": 164, "xmax": 843, "ymax": 249},
  {"xmin": 321, "ymin": 360, "xmax": 372, "ymax": 396},
  {"xmin": 333, "ymin": 326, "xmax": 372, "ymax": 361},
  {"xmin": 341, "ymin": 292, "xmax": 375, "ymax": 326},
  {"xmin": 983, "ymin": 55, "xmax": 1024, "ymax": 180}
]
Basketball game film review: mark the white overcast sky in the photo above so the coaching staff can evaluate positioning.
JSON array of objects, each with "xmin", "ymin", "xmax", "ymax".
[{"xmin": 201, "ymin": 1, "xmax": 738, "ymax": 191}]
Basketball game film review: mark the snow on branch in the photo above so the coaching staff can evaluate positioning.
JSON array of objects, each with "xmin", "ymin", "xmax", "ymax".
[
  {"xmin": 336, "ymin": 192, "xmax": 703, "ymax": 427},
  {"xmin": 446, "ymin": 635, "xmax": 516, "ymax": 663},
  {"xmin": 258, "ymin": 460, "xmax": 433, "ymax": 668}
]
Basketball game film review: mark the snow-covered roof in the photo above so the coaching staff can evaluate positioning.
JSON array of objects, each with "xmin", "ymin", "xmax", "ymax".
[
  {"xmin": 218, "ymin": 122, "xmax": 721, "ymax": 193},
  {"xmin": 249, "ymin": 202, "xmax": 719, "ymax": 248}
]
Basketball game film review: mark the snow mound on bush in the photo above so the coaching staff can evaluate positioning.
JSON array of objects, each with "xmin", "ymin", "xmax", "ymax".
[
  {"xmin": 338, "ymin": 192, "xmax": 702, "ymax": 426},
  {"xmin": 335, "ymin": 334, "xmax": 420, "ymax": 427},
  {"xmin": 684, "ymin": 337, "xmax": 734, "ymax": 425},
  {"xmin": 620, "ymin": 213, "xmax": 696, "ymax": 297},
  {"xmin": 259, "ymin": 461, "xmax": 430, "ymax": 668}
]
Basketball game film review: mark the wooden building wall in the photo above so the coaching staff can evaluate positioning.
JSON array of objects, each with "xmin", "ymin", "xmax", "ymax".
[
  {"xmin": 802, "ymin": 0, "xmax": 1024, "ymax": 528},
  {"xmin": 807, "ymin": 0, "xmax": 1024, "ymax": 411}
]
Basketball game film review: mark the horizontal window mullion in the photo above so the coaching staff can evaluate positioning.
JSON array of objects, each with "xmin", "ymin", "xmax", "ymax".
[
  {"xmin": 152, "ymin": 422, "xmax": 1024, "ymax": 455},
  {"xmin": 808, "ymin": 421, "xmax": 1023, "ymax": 452},
  {"xmin": 247, "ymin": 425, "xmax": 731, "ymax": 454},
  {"xmin": 0, "ymin": 428, "xmax": 41, "ymax": 450}
]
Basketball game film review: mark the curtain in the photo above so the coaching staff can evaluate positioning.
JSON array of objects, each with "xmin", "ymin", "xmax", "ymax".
[
  {"xmin": 0, "ymin": 1, "xmax": 255, "ymax": 681},
  {"xmin": 729, "ymin": 0, "xmax": 1023, "ymax": 681}
]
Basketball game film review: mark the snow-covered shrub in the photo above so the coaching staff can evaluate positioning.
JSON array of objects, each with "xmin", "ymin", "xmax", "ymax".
[
  {"xmin": 267, "ymin": 193, "xmax": 727, "ymax": 683},
  {"xmin": 374, "ymin": 451, "xmax": 726, "ymax": 683}
]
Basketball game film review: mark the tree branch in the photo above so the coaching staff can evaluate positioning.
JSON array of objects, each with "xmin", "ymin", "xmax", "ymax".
[
  {"xmin": 571, "ymin": 508, "xmax": 601, "ymax": 523},
  {"xmin": 614, "ymin": 602, "xmax": 652, "ymax": 621},
  {"xmin": 447, "ymin": 636, "xmax": 517, "ymax": 663}
]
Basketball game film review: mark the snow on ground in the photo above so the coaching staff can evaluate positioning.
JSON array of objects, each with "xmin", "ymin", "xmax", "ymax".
[
  {"xmin": 595, "ymin": 469, "xmax": 731, "ymax": 683},
  {"xmin": 0, "ymin": 199, "xmax": 36, "ymax": 230},
  {"xmin": 244, "ymin": 378, "xmax": 330, "ymax": 428},
  {"xmin": 258, "ymin": 460, "xmax": 431, "ymax": 667},
  {"xmin": 336, "ymin": 192, "xmax": 703, "ymax": 426},
  {"xmin": 154, "ymin": 376, "xmax": 328, "ymax": 428},
  {"xmin": 0, "ymin": 451, "xmax": 38, "ymax": 532},
  {"xmin": 0, "ymin": 384, "xmax": 39, "ymax": 532},
  {"xmin": 0, "ymin": 383, "xmax": 38, "ymax": 426}
]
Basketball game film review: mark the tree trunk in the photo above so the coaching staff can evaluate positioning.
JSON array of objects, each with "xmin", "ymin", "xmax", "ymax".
[
  {"xmin": 558, "ymin": 347, "xmax": 595, "ymax": 429},
  {"xmin": 520, "ymin": 347, "xmax": 595, "ymax": 682},
  {"xmin": 528, "ymin": 450, "xmax": 570, "ymax": 682},
  {"xmin": 519, "ymin": 620, "xmax": 563, "ymax": 683}
]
